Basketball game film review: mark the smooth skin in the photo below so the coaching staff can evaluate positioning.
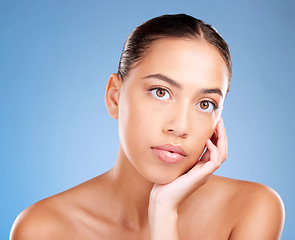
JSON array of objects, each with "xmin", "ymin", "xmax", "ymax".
[{"xmin": 10, "ymin": 38, "xmax": 285, "ymax": 240}]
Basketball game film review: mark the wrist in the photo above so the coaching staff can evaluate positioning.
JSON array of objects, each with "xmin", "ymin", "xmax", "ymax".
[
  {"xmin": 149, "ymin": 191, "xmax": 179, "ymax": 213},
  {"xmin": 149, "ymin": 203, "xmax": 178, "ymax": 219},
  {"xmin": 148, "ymin": 202, "xmax": 179, "ymax": 230},
  {"xmin": 148, "ymin": 207, "xmax": 179, "ymax": 240}
]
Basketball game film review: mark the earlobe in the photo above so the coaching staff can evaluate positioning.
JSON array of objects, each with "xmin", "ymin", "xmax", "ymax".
[{"xmin": 105, "ymin": 73, "xmax": 122, "ymax": 119}]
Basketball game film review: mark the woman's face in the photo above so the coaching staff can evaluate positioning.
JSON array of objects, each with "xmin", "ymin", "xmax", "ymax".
[{"xmin": 117, "ymin": 38, "xmax": 229, "ymax": 184}]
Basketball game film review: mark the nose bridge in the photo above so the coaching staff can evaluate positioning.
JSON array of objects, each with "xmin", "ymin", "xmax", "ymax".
[{"xmin": 169, "ymin": 99, "xmax": 191, "ymax": 137}]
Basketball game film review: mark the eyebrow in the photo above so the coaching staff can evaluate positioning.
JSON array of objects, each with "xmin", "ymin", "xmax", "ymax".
[
  {"xmin": 200, "ymin": 88, "xmax": 224, "ymax": 99},
  {"xmin": 143, "ymin": 74, "xmax": 182, "ymax": 89},
  {"xmin": 143, "ymin": 73, "xmax": 223, "ymax": 98}
]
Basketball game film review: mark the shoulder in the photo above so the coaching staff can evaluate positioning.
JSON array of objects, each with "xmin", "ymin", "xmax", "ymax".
[
  {"xmin": 10, "ymin": 176, "xmax": 107, "ymax": 240},
  {"xmin": 10, "ymin": 197, "xmax": 70, "ymax": 240},
  {"xmin": 211, "ymin": 175, "xmax": 285, "ymax": 239}
]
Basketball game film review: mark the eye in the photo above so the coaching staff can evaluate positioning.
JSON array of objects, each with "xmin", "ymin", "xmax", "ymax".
[
  {"xmin": 150, "ymin": 88, "xmax": 171, "ymax": 100},
  {"xmin": 196, "ymin": 100, "xmax": 218, "ymax": 113}
]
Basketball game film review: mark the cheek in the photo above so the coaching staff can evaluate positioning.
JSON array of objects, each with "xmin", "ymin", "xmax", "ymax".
[
  {"xmin": 194, "ymin": 113, "xmax": 217, "ymax": 137},
  {"xmin": 188, "ymin": 116, "xmax": 219, "ymax": 157},
  {"xmin": 118, "ymin": 94, "xmax": 158, "ymax": 154}
]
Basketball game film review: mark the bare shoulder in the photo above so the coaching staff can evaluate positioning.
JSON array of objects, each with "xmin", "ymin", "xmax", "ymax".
[
  {"xmin": 10, "ymin": 196, "xmax": 70, "ymax": 240},
  {"xmin": 10, "ymin": 174, "xmax": 109, "ymax": 240},
  {"xmin": 211, "ymin": 175, "xmax": 285, "ymax": 239}
]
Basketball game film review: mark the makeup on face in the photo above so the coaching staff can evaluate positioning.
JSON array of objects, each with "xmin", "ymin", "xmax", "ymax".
[
  {"xmin": 116, "ymin": 38, "xmax": 228, "ymax": 183},
  {"xmin": 151, "ymin": 144, "xmax": 187, "ymax": 164}
]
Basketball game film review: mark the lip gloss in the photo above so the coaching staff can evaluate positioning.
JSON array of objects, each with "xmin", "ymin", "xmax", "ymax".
[{"xmin": 152, "ymin": 148, "xmax": 185, "ymax": 163}]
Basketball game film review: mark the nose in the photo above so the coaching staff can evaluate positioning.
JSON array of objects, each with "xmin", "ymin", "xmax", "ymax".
[{"xmin": 163, "ymin": 103, "xmax": 190, "ymax": 138}]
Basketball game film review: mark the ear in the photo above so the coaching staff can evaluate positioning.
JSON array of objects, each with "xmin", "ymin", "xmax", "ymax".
[{"xmin": 105, "ymin": 73, "xmax": 122, "ymax": 119}]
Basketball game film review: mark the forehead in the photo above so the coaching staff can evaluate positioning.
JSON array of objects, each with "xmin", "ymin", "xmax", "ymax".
[{"xmin": 129, "ymin": 38, "xmax": 229, "ymax": 93}]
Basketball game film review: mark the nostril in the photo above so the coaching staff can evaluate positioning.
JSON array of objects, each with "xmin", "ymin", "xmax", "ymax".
[{"xmin": 181, "ymin": 133, "xmax": 188, "ymax": 138}]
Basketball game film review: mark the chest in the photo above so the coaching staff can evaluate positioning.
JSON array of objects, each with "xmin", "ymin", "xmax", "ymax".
[
  {"xmin": 67, "ymin": 194, "xmax": 235, "ymax": 240},
  {"xmin": 69, "ymin": 212, "xmax": 233, "ymax": 240}
]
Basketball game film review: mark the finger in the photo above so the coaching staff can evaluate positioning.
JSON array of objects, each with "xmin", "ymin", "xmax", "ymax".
[
  {"xmin": 221, "ymin": 118, "xmax": 228, "ymax": 159},
  {"xmin": 198, "ymin": 148, "xmax": 210, "ymax": 165},
  {"xmin": 206, "ymin": 138, "xmax": 220, "ymax": 166},
  {"xmin": 210, "ymin": 129, "xmax": 218, "ymax": 146},
  {"xmin": 188, "ymin": 120, "xmax": 226, "ymax": 179},
  {"xmin": 183, "ymin": 140, "xmax": 219, "ymax": 185},
  {"xmin": 187, "ymin": 139, "xmax": 219, "ymax": 178},
  {"xmin": 221, "ymin": 118, "xmax": 228, "ymax": 157},
  {"xmin": 216, "ymin": 118, "xmax": 227, "ymax": 163}
]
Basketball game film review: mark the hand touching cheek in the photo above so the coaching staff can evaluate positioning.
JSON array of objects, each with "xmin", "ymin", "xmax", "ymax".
[{"xmin": 149, "ymin": 118, "xmax": 227, "ymax": 211}]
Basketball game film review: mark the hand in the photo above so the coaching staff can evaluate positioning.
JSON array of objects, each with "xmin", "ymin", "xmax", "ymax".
[
  {"xmin": 148, "ymin": 118, "xmax": 227, "ymax": 240},
  {"xmin": 149, "ymin": 118, "xmax": 228, "ymax": 211}
]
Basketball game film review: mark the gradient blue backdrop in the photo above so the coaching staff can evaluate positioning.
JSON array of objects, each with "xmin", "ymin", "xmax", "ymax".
[{"xmin": 1, "ymin": 0, "xmax": 294, "ymax": 239}]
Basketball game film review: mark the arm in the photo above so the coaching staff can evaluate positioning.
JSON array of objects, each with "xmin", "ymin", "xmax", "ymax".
[{"xmin": 148, "ymin": 118, "xmax": 227, "ymax": 240}]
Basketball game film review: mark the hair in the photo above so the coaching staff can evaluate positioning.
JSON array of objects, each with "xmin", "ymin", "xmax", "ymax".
[{"xmin": 117, "ymin": 14, "xmax": 232, "ymax": 91}]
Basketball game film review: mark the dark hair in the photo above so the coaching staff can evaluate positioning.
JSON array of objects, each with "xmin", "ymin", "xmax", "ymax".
[{"xmin": 117, "ymin": 14, "xmax": 232, "ymax": 90}]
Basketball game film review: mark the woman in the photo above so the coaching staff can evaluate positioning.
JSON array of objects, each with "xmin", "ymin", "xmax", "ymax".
[{"xmin": 10, "ymin": 14, "xmax": 284, "ymax": 239}]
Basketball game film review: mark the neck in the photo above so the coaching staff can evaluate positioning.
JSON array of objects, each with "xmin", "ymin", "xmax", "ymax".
[{"xmin": 105, "ymin": 145, "xmax": 154, "ymax": 230}]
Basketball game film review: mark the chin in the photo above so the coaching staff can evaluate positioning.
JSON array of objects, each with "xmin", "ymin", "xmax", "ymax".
[
  {"xmin": 148, "ymin": 173, "xmax": 180, "ymax": 185},
  {"xmin": 142, "ymin": 163, "xmax": 195, "ymax": 185}
]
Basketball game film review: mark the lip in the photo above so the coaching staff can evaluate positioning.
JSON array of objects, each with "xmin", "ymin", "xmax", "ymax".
[{"xmin": 151, "ymin": 144, "xmax": 187, "ymax": 164}]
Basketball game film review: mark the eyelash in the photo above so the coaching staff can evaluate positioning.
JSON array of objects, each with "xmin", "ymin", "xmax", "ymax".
[
  {"xmin": 148, "ymin": 87, "xmax": 219, "ymax": 113},
  {"xmin": 196, "ymin": 100, "xmax": 219, "ymax": 113},
  {"xmin": 149, "ymin": 87, "xmax": 171, "ymax": 101}
]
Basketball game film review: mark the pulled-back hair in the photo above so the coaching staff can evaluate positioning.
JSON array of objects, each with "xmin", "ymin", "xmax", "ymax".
[{"xmin": 117, "ymin": 14, "xmax": 232, "ymax": 89}]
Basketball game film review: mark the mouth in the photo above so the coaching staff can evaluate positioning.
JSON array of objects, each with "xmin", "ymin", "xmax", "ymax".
[{"xmin": 151, "ymin": 144, "xmax": 187, "ymax": 164}]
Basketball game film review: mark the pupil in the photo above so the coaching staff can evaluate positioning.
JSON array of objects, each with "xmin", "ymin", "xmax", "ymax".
[
  {"xmin": 156, "ymin": 89, "xmax": 165, "ymax": 97},
  {"xmin": 201, "ymin": 101, "xmax": 209, "ymax": 109}
]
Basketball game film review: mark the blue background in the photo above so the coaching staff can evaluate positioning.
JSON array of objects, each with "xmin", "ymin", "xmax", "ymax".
[{"xmin": 1, "ymin": 0, "xmax": 294, "ymax": 239}]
